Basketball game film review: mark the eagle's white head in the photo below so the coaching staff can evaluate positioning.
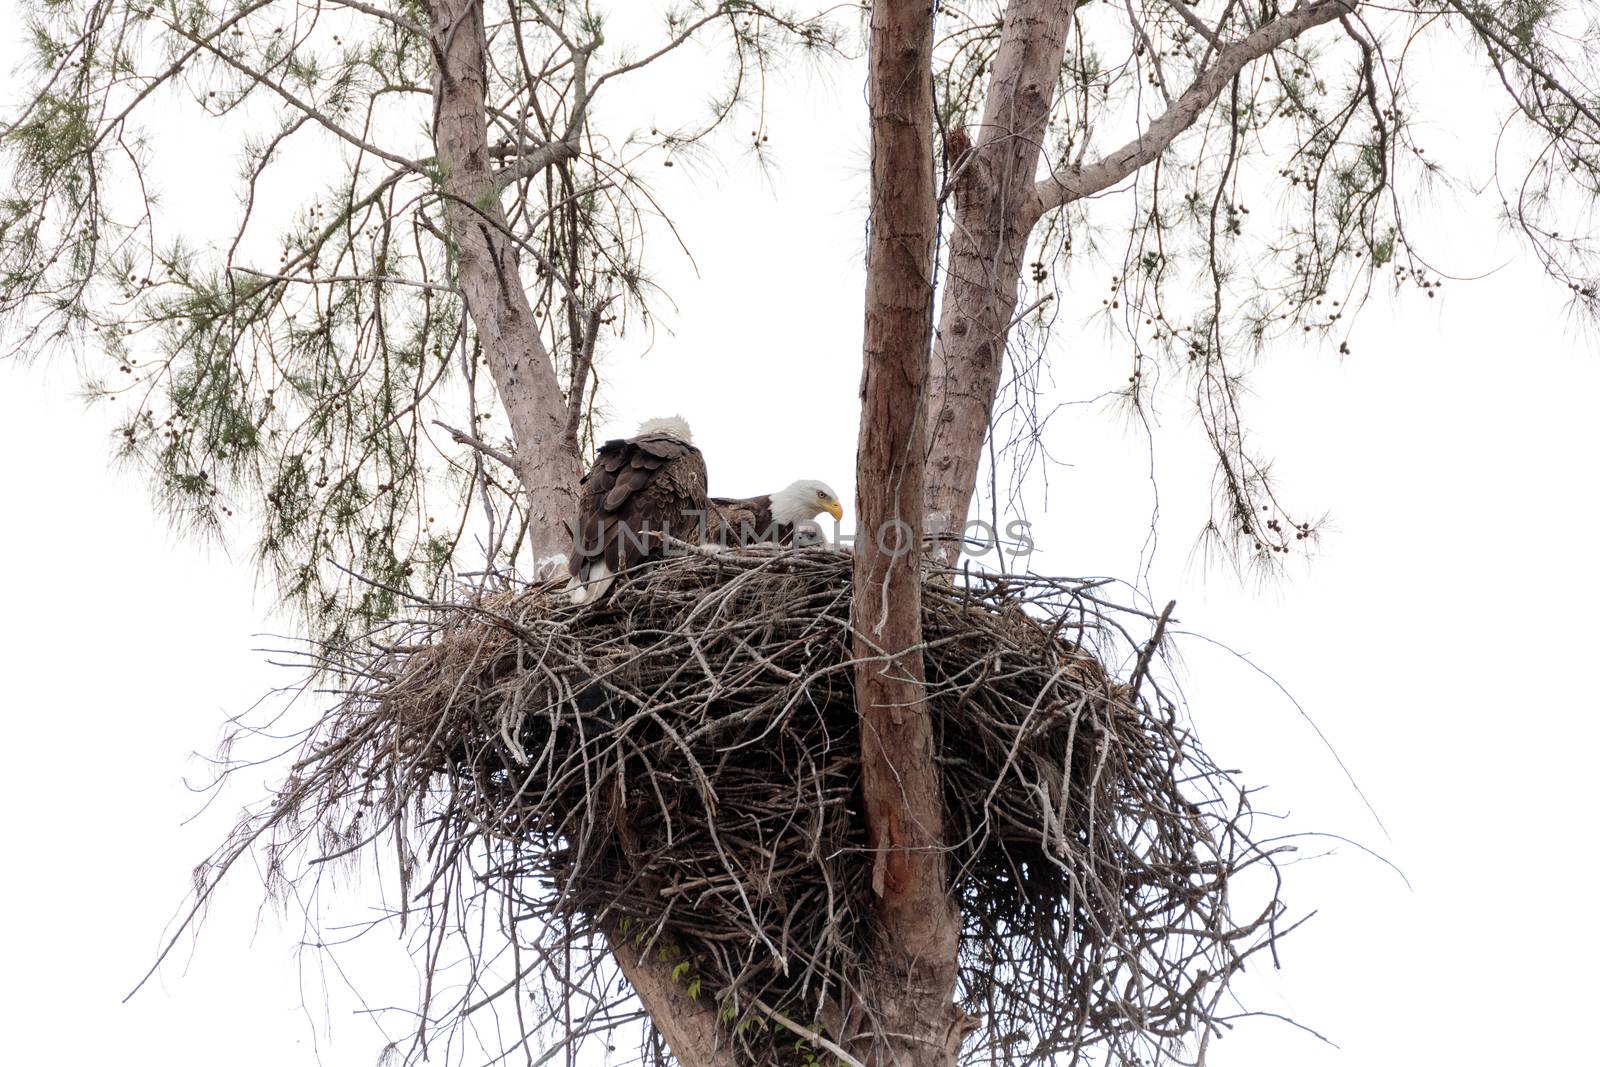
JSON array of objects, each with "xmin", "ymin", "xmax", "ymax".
[
  {"xmin": 772, "ymin": 479, "xmax": 844, "ymax": 528},
  {"xmin": 637, "ymin": 415, "xmax": 693, "ymax": 442}
]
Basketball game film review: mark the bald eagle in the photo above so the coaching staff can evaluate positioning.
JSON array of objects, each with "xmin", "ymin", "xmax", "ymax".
[
  {"xmin": 566, "ymin": 417, "xmax": 843, "ymax": 605},
  {"xmin": 711, "ymin": 480, "xmax": 844, "ymax": 547}
]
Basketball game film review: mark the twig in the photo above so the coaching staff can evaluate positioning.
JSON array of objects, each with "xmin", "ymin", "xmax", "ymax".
[
  {"xmin": 432, "ymin": 419, "xmax": 518, "ymax": 471},
  {"xmin": 1128, "ymin": 599, "xmax": 1177, "ymax": 705},
  {"xmin": 750, "ymin": 998, "xmax": 867, "ymax": 1067}
]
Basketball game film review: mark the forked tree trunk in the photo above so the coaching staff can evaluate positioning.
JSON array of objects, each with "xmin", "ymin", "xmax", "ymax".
[
  {"xmin": 428, "ymin": 0, "xmax": 580, "ymax": 565},
  {"xmin": 925, "ymin": 0, "xmax": 1354, "ymax": 547},
  {"xmin": 851, "ymin": 2, "xmax": 967, "ymax": 1064},
  {"xmin": 924, "ymin": 0, "xmax": 1076, "ymax": 561},
  {"xmin": 420, "ymin": 0, "xmax": 1385, "ymax": 1062}
]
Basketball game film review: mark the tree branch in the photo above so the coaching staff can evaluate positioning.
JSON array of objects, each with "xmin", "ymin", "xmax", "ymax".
[
  {"xmin": 492, "ymin": 37, "xmax": 595, "ymax": 190},
  {"xmin": 163, "ymin": 18, "xmax": 425, "ymax": 173},
  {"xmin": 563, "ymin": 297, "xmax": 611, "ymax": 454},
  {"xmin": 432, "ymin": 420, "xmax": 517, "ymax": 470},
  {"xmin": 81, "ymin": 0, "xmax": 277, "ymax": 151},
  {"xmin": 233, "ymin": 266, "xmax": 459, "ymax": 294},
  {"xmin": 1035, "ymin": 0, "xmax": 1354, "ymax": 214},
  {"xmin": 924, "ymin": 0, "xmax": 1078, "ymax": 562},
  {"xmin": 330, "ymin": 0, "xmax": 424, "ymax": 37},
  {"xmin": 1163, "ymin": 0, "xmax": 1221, "ymax": 47},
  {"xmin": 1438, "ymin": 0, "xmax": 1600, "ymax": 132},
  {"xmin": 751, "ymin": 999, "xmax": 867, "ymax": 1067},
  {"xmin": 492, "ymin": 138, "xmax": 581, "ymax": 189}
]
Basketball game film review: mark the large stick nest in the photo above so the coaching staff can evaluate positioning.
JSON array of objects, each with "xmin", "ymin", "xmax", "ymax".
[{"xmin": 239, "ymin": 548, "xmax": 1289, "ymax": 1065}]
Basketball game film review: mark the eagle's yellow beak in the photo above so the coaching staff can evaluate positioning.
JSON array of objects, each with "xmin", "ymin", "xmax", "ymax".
[{"xmin": 826, "ymin": 500, "xmax": 844, "ymax": 522}]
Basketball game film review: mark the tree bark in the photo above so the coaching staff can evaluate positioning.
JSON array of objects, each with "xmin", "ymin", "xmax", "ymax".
[
  {"xmin": 851, "ymin": 3, "xmax": 966, "ymax": 1065},
  {"xmin": 1031, "ymin": 0, "xmax": 1355, "ymax": 214},
  {"xmin": 428, "ymin": 5, "xmax": 732, "ymax": 1058},
  {"xmin": 427, "ymin": 0, "xmax": 580, "ymax": 565},
  {"xmin": 608, "ymin": 930, "xmax": 739, "ymax": 1067},
  {"xmin": 925, "ymin": 0, "xmax": 1354, "ymax": 552},
  {"xmin": 924, "ymin": 0, "xmax": 1075, "ymax": 562}
]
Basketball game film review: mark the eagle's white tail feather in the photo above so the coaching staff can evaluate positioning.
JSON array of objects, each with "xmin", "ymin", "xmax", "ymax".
[{"xmin": 566, "ymin": 561, "xmax": 614, "ymax": 606}]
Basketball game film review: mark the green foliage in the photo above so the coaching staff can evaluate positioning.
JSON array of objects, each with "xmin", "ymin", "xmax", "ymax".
[{"xmin": 1, "ymin": 0, "xmax": 842, "ymax": 644}]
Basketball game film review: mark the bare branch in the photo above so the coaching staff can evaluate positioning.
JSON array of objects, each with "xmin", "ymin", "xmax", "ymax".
[
  {"xmin": 1163, "ymin": 0, "xmax": 1221, "ymax": 47},
  {"xmin": 431, "ymin": 420, "xmax": 517, "ymax": 470},
  {"xmin": 329, "ymin": 0, "xmax": 424, "ymax": 36},
  {"xmin": 563, "ymin": 297, "xmax": 611, "ymax": 454},
  {"xmin": 492, "ymin": 138, "xmax": 581, "ymax": 189},
  {"xmin": 232, "ymin": 266, "xmax": 459, "ymax": 294},
  {"xmin": 162, "ymin": 17, "xmax": 426, "ymax": 173},
  {"xmin": 1036, "ymin": 0, "xmax": 1354, "ymax": 214},
  {"xmin": 750, "ymin": 999, "xmax": 867, "ymax": 1067},
  {"xmin": 492, "ymin": 38, "xmax": 595, "ymax": 189}
]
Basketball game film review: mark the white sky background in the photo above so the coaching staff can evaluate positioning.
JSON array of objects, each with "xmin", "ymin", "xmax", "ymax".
[{"xmin": 2, "ymin": 4, "xmax": 1599, "ymax": 1064}]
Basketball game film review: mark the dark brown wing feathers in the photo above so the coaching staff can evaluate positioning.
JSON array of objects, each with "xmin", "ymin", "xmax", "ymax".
[
  {"xmin": 571, "ymin": 433, "xmax": 710, "ymax": 581},
  {"xmin": 709, "ymin": 494, "xmax": 791, "ymax": 545}
]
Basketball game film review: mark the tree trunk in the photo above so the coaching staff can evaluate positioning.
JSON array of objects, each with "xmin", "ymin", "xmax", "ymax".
[
  {"xmin": 428, "ymin": 4, "xmax": 732, "ymax": 1060},
  {"xmin": 925, "ymin": 0, "xmax": 1354, "ymax": 553},
  {"xmin": 608, "ymin": 930, "xmax": 739, "ymax": 1067},
  {"xmin": 924, "ymin": 0, "xmax": 1076, "ymax": 562},
  {"xmin": 427, "ymin": 0, "xmax": 580, "ymax": 566},
  {"xmin": 851, "ymin": 2, "xmax": 967, "ymax": 1064}
]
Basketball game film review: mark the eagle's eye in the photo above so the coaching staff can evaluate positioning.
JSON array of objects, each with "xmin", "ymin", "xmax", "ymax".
[{"xmin": 816, "ymin": 490, "xmax": 826, "ymax": 500}]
